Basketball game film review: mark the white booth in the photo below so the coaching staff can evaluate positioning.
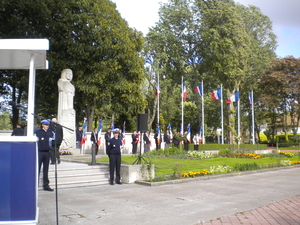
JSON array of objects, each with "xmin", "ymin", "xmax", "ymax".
[{"xmin": 0, "ymin": 39, "xmax": 49, "ymax": 224}]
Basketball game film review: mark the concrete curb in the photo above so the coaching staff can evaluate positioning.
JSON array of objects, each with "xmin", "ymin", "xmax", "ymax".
[{"xmin": 135, "ymin": 164, "xmax": 300, "ymax": 186}]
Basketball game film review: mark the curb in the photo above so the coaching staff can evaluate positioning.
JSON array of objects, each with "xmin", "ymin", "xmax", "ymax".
[{"xmin": 135, "ymin": 164, "xmax": 300, "ymax": 186}]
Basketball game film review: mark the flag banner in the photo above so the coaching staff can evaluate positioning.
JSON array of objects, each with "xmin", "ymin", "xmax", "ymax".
[
  {"xmin": 97, "ymin": 119, "xmax": 103, "ymax": 146},
  {"xmin": 187, "ymin": 124, "xmax": 191, "ymax": 142},
  {"xmin": 199, "ymin": 125, "xmax": 203, "ymax": 137},
  {"xmin": 182, "ymin": 80, "xmax": 187, "ymax": 101},
  {"xmin": 226, "ymin": 91, "xmax": 239, "ymax": 103},
  {"xmin": 167, "ymin": 124, "xmax": 173, "ymax": 140},
  {"xmin": 212, "ymin": 88, "xmax": 221, "ymax": 101},
  {"xmin": 81, "ymin": 117, "xmax": 88, "ymax": 146},
  {"xmin": 122, "ymin": 121, "xmax": 126, "ymax": 145},
  {"xmin": 194, "ymin": 84, "xmax": 202, "ymax": 96},
  {"xmin": 111, "ymin": 121, "xmax": 114, "ymax": 129},
  {"xmin": 248, "ymin": 93, "xmax": 253, "ymax": 104},
  {"xmin": 155, "ymin": 83, "xmax": 160, "ymax": 96},
  {"xmin": 180, "ymin": 123, "xmax": 183, "ymax": 134}
]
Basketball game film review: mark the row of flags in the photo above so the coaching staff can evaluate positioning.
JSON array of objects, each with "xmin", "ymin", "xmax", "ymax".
[
  {"xmin": 80, "ymin": 119, "xmax": 126, "ymax": 146},
  {"xmin": 156, "ymin": 81, "xmax": 253, "ymax": 104}
]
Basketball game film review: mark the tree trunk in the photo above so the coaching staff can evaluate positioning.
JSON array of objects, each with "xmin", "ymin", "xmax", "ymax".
[
  {"xmin": 85, "ymin": 98, "xmax": 96, "ymax": 132},
  {"xmin": 227, "ymin": 102, "xmax": 235, "ymax": 144}
]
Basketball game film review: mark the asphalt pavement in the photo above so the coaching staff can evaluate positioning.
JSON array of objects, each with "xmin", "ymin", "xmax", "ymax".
[{"xmin": 38, "ymin": 163, "xmax": 300, "ymax": 225}]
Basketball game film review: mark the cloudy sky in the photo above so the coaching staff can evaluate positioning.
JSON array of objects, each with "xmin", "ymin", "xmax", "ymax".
[{"xmin": 111, "ymin": 0, "xmax": 300, "ymax": 58}]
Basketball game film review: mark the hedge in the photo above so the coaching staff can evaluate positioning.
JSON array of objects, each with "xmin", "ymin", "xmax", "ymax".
[{"xmin": 172, "ymin": 143, "xmax": 267, "ymax": 150}]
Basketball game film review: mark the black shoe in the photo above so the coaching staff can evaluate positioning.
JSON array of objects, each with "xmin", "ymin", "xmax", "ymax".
[
  {"xmin": 50, "ymin": 162, "xmax": 55, "ymax": 165},
  {"xmin": 110, "ymin": 181, "xmax": 114, "ymax": 185},
  {"xmin": 44, "ymin": 186, "xmax": 54, "ymax": 191},
  {"xmin": 116, "ymin": 181, "xmax": 122, "ymax": 185},
  {"xmin": 58, "ymin": 159, "xmax": 61, "ymax": 164}
]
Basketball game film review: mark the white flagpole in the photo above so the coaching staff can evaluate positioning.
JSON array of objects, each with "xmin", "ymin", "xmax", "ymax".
[
  {"xmin": 181, "ymin": 76, "xmax": 184, "ymax": 135},
  {"xmin": 237, "ymin": 87, "xmax": 240, "ymax": 145},
  {"xmin": 221, "ymin": 84, "xmax": 224, "ymax": 144},
  {"xmin": 251, "ymin": 90, "xmax": 255, "ymax": 144},
  {"xmin": 201, "ymin": 80, "xmax": 205, "ymax": 144},
  {"xmin": 157, "ymin": 72, "xmax": 160, "ymax": 128}
]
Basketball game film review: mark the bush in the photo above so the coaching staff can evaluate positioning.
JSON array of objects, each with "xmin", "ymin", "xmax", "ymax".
[
  {"xmin": 233, "ymin": 162, "xmax": 260, "ymax": 171},
  {"xmin": 219, "ymin": 149, "xmax": 235, "ymax": 157},
  {"xmin": 187, "ymin": 151, "xmax": 215, "ymax": 159}
]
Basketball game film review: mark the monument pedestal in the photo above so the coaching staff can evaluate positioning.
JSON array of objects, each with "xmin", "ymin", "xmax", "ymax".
[{"xmin": 59, "ymin": 109, "xmax": 76, "ymax": 150}]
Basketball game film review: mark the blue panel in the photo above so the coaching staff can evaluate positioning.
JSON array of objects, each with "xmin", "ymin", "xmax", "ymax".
[{"xmin": 0, "ymin": 142, "xmax": 37, "ymax": 222}]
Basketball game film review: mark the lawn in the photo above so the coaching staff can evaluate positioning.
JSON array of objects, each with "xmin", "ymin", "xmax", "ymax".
[{"xmin": 97, "ymin": 155, "xmax": 300, "ymax": 176}]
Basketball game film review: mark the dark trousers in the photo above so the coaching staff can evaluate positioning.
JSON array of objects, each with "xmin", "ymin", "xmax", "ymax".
[
  {"xmin": 50, "ymin": 144, "xmax": 61, "ymax": 163},
  {"xmin": 184, "ymin": 143, "xmax": 189, "ymax": 151},
  {"xmin": 194, "ymin": 145, "xmax": 199, "ymax": 150},
  {"xmin": 38, "ymin": 151, "xmax": 50, "ymax": 188},
  {"xmin": 132, "ymin": 143, "xmax": 138, "ymax": 154},
  {"xmin": 109, "ymin": 154, "xmax": 121, "ymax": 182}
]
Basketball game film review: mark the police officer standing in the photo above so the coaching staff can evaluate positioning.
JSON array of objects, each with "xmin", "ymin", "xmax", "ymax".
[
  {"xmin": 107, "ymin": 128, "xmax": 123, "ymax": 185},
  {"xmin": 35, "ymin": 120, "xmax": 55, "ymax": 191}
]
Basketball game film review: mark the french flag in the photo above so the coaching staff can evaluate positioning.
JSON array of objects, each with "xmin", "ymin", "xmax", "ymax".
[
  {"xmin": 212, "ymin": 88, "xmax": 221, "ymax": 101},
  {"xmin": 155, "ymin": 84, "xmax": 160, "ymax": 96},
  {"xmin": 226, "ymin": 91, "xmax": 239, "ymax": 103},
  {"xmin": 194, "ymin": 85, "xmax": 202, "ymax": 96},
  {"xmin": 248, "ymin": 93, "xmax": 253, "ymax": 104},
  {"xmin": 182, "ymin": 80, "xmax": 187, "ymax": 101}
]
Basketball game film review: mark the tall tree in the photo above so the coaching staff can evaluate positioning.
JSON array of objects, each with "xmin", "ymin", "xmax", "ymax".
[{"xmin": 0, "ymin": 0, "xmax": 146, "ymax": 130}]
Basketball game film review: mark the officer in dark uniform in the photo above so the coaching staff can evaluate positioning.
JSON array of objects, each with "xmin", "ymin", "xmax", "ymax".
[
  {"xmin": 35, "ymin": 119, "xmax": 55, "ymax": 191},
  {"xmin": 107, "ymin": 128, "xmax": 123, "ymax": 185},
  {"xmin": 49, "ymin": 118, "xmax": 63, "ymax": 164}
]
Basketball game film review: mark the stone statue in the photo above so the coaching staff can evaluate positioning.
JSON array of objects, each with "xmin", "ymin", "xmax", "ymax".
[{"xmin": 57, "ymin": 69, "xmax": 76, "ymax": 149}]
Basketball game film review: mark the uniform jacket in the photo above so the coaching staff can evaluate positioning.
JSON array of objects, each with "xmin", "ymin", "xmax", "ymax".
[
  {"xmin": 35, "ymin": 129, "xmax": 55, "ymax": 151},
  {"xmin": 107, "ymin": 137, "xmax": 123, "ymax": 156}
]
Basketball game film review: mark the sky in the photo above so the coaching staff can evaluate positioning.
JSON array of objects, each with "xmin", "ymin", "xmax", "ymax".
[{"xmin": 111, "ymin": 0, "xmax": 300, "ymax": 58}]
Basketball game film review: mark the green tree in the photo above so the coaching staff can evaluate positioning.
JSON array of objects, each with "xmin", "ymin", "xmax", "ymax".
[{"xmin": 0, "ymin": 0, "xmax": 146, "ymax": 131}]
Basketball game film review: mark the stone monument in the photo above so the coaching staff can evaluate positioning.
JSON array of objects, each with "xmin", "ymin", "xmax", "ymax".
[{"xmin": 57, "ymin": 69, "xmax": 76, "ymax": 149}]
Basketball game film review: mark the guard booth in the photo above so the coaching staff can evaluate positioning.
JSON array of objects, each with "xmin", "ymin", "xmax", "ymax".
[{"xmin": 0, "ymin": 39, "xmax": 49, "ymax": 224}]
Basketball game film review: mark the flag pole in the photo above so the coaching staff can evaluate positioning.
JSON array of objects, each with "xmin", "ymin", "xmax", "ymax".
[
  {"xmin": 237, "ymin": 87, "xmax": 240, "ymax": 145},
  {"xmin": 221, "ymin": 84, "xmax": 224, "ymax": 144},
  {"xmin": 201, "ymin": 80, "xmax": 205, "ymax": 144},
  {"xmin": 251, "ymin": 90, "xmax": 255, "ymax": 144},
  {"xmin": 181, "ymin": 76, "xmax": 184, "ymax": 135},
  {"xmin": 157, "ymin": 72, "xmax": 160, "ymax": 128}
]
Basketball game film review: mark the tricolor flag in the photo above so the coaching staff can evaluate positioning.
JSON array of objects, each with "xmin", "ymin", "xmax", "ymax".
[
  {"xmin": 212, "ymin": 89, "xmax": 222, "ymax": 101},
  {"xmin": 248, "ymin": 93, "xmax": 253, "ymax": 105},
  {"xmin": 199, "ymin": 125, "xmax": 203, "ymax": 137},
  {"xmin": 194, "ymin": 85, "xmax": 203, "ymax": 96},
  {"xmin": 167, "ymin": 124, "xmax": 173, "ymax": 140},
  {"xmin": 97, "ymin": 119, "xmax": 103, "ymax": 146},
  {"xmin": 226, "ymin": 91, "xmax": 239, "ymax": 103},
  {"xmin": 156, "ymin": 123, "xmax": 161, "ymax": 145},
  {"xmin": 182, "ymin": 80, "xmax": 187, "ymax": 101},
  {"xmin": 111, "ymin": 121, "xmax": 114, "ymax": 130},
  {"xmin": 122, "ymin": 121, "xmax": 126, "ymax": 145},
  {"xmin": 81, "ymin": 117, "xmax": 88, "ymax": 146},
  {"xmin": 155, "ymin": 83, "xmax": 160, "ymax": 96},
  {"xmin": 186, "ymin": 124, "xmax": 191, "ymax": 142}
]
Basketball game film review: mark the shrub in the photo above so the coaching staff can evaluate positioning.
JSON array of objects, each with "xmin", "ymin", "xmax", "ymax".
[
  {"xmin": 187, "ymin": 151, "xmax": 215, "ymax": 159},
  {"xmin": 209, "ymin": 165, "xmax": 232, "ymax": 174},
  {"xmin": 233, "ymin": 162, "xmax": 260, "ymax": 171},
  {"xmin": 219, "ymin": 149, "xmax": 235, "ymax": 157}
]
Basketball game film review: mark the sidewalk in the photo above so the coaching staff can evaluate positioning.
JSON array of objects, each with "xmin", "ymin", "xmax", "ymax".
[{"xmin": 38, "ymin": 160, "xmax": 300, "ymax": 225}]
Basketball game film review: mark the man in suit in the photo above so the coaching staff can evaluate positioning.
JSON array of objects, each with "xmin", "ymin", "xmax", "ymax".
[{"xmin": 131, "ymin": 130, "xmax": 138, "ymax": 154}]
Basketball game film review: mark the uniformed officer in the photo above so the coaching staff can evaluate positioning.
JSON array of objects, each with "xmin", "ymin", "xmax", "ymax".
[
  {"xmin": 107, "ymin": 128, "xmax": 123, "ymax": 185},
  {"xmin": 35, "ymin": 119, "xmax": 55, "ymax": 191}
]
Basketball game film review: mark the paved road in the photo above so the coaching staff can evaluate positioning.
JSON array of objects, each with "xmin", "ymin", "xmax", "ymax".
[{"xmin": 38, "ymin": 164, "xmax": 300, "ymax": 225}]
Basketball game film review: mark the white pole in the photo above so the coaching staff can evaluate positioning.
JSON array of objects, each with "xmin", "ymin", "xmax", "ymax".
[
  {"xmin": 27, "ymin": 54, "xmax": 35, "ymax": 136},
  {"xmin": 237, "ymin": 87, "xmax": 240, "ymax": 145},
  {"xmin": 201, "ymin": 80, "xmax": 205, "ymax": 144},
  {"xmin": 251, "ymin": 90, "xmax": 255, "ymax": 144},
  {"xmin": 221, "ymin": 84, "xmax": 224, "ymax": 144},
  {"xmin": 157, "ymin": 72, "xmax": 160, "ymax": 128},
  {"xmin": 181, "ymin": 76, "xmax": 184, "ymax": 135}
]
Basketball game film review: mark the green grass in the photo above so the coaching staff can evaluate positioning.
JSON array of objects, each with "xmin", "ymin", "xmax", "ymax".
[{"xmin": 98, "ymin": 155, "xmax": 300, "ymax": 176}]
